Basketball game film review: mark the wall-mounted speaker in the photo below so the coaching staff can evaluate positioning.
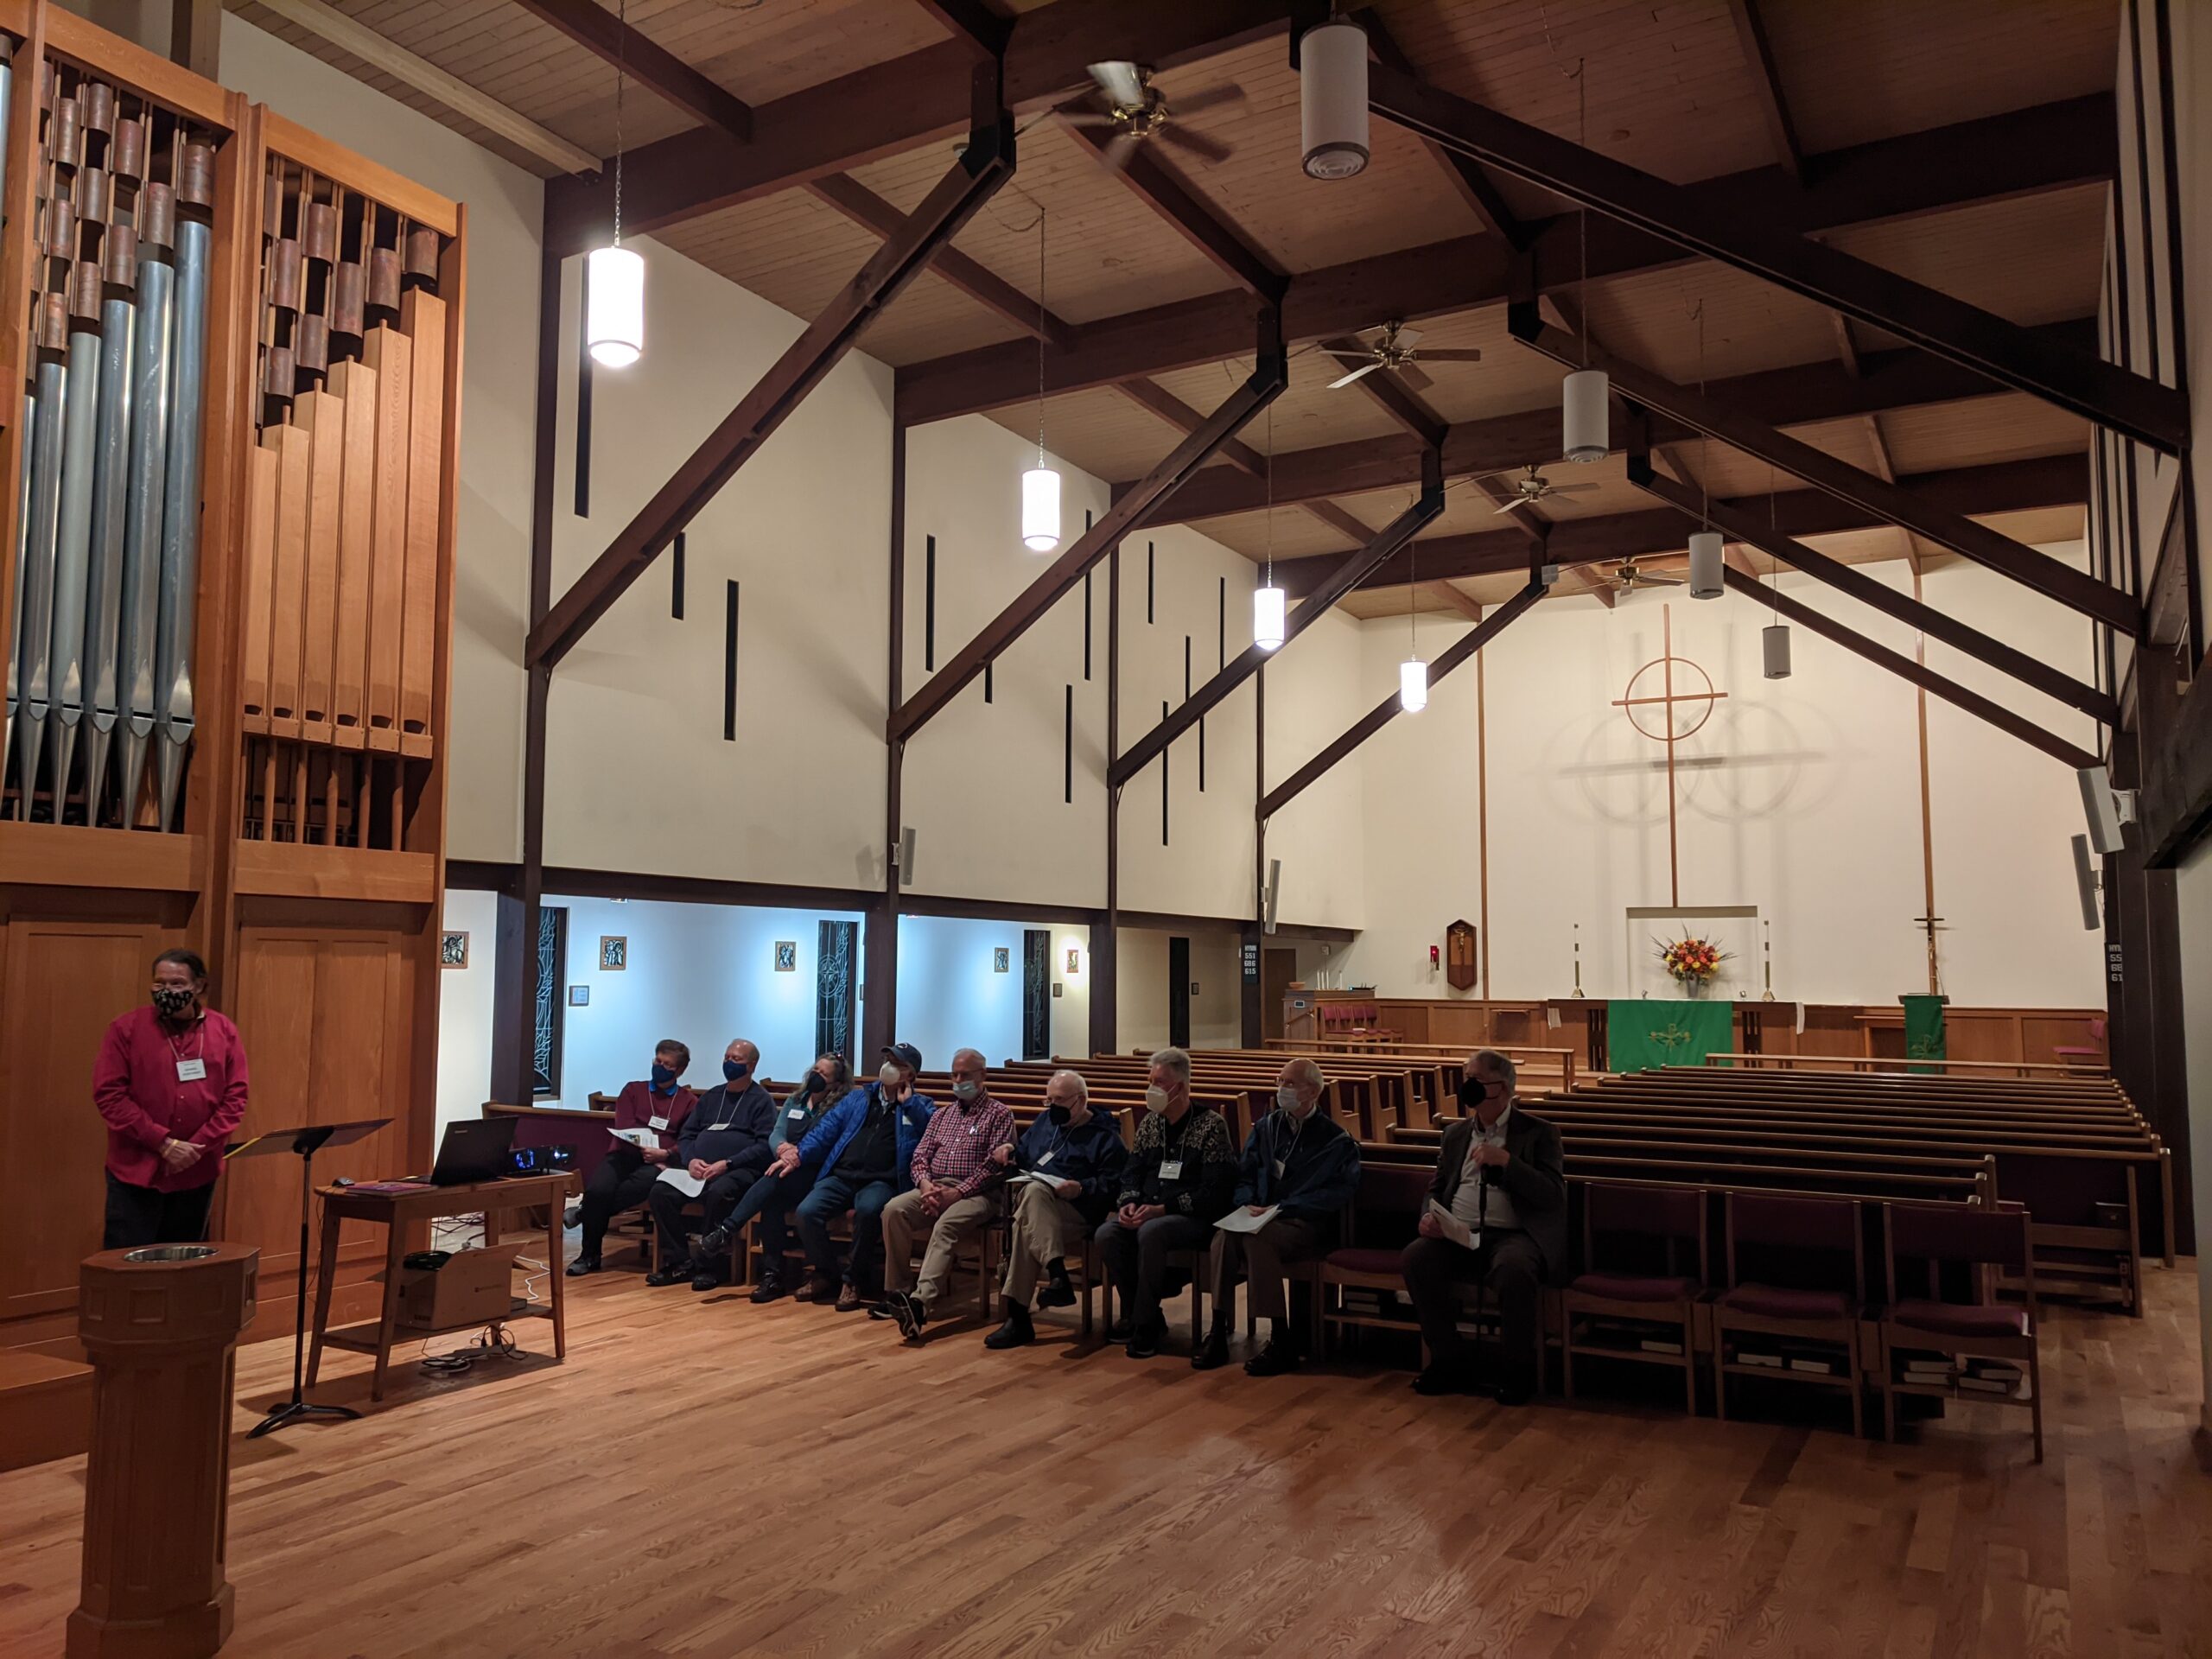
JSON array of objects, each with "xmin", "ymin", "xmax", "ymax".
[
  {"xmin": 2075, "ymin": 766, "xmax": 2125, "ymax": 855},
  {"xmin": 2070, "ymin": 833, "xmax": 2101, "ymax": 931},
  {"xmin": 1263, "ymin": 858, "xmax": 1282, "ymax": 935},
  {"xmin": 894, "ymin": 825, "xmax": 918, "ymax": 880}
]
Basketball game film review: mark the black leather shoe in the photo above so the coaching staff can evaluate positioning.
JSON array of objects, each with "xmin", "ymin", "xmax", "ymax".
[
  {"xmin": 1124, "ymin": 1319, "xmax": 1163, "ymax": 1360},
  {"xmin": 892, "ymin": 1290, "xmax": 929, "ymax": 1342},
  {"xmin": 645, "ymin": 1268, "xmax": 685, "ymax": 1287},
  {"xmin": 1413, "ymin": 1364, "xmax": 1479, "ymax": 1396},
  {"xmin": 1106, "ymin": 1318, "xmax": 1133, "ymax": 1343},
  {"xmin": 690, "ymin": 1269, "xmax": 722, "ymax": 1293},
  {"xmin": 564, "ymin": 1255, "xmax": 601, "ymax": 1278},
  {"xmin": 1192, "ymin": 1327, "xmax": 1232, "ymax": 1371},
  {"xmin": 1035, "ymin": 1265, "xmax": 1077, "ymax": 1308},
  {"xmin": 984, "ymin": 1308, "xmax": 1035, "ymax": 1350},
  {"xmin": 1243, "ymin": 1336, "xmax": 1303, "ymax": 1376},
  {"xmin": 748, "ymin": 1274, "xmax": 787, "ymax": 1305}
]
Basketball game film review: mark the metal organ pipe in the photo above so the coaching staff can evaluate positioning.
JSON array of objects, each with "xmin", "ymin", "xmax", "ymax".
[
  {"xmin": 48, "ymin": 267, "xmax": 105, "ymax": 810},
  {"xmin": 117, "ymin": 188, "xmax": 175, "ymax": 826},
  {"xmin": 15, "ymin": 309, "xmax": 69, "ymax": 817},
  {"xmin": 153, "ymin": 182, "xmax": 212, "ymax": 832},
  {"xmin": 81, "ymin": 244, "xmax": 137, "ymax": 827}
]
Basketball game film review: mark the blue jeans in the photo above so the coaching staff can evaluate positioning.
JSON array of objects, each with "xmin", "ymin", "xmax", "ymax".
[
  {"xmin": 797, "ymin": 1173, "xmax": 897, "ymax": 1290},
  {"xmin": 720, "ymin": 1164, "xmax": 814, "ymax": 1268}
]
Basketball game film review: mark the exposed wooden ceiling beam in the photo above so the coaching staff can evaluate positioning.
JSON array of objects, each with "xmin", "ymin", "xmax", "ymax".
[
  {"xmin": 1726, "ymin": 0, "xmax": 1802, "ymax": 181},
  {"xmin": 892, "ymin": 312, "xmax": 1289, "ymax": 741},
  {"xmin": 1355, "ymin": 8, "xmax": 1527, "ymax": 248},
  {"xmin": 543, "ymin": 0, "xmax": 1287, "ymax": 249},
  {"xmin": 906, "ymin": 0, "xmax": 1014, "ymax": 60},
  {"xmin": 1724, "ymin": 565, "xmax": 2101, "ymax": 770},
  {"xmin": 1511, "ymin": 314, "xmax": 2136, "ymax": 632},
  {"xmin": 510, "ymin": 0, "xmax": 752, "ymax": 142},
  {"xmin": 1267, "ymin": 453, "xmax": 2087, "ymax": 600},
  {"xmin": 1143, "ymin": 320, "xmax": 2094, "ymax": 524},
  {"xmin": 1634, "ymin": 462, "xmax": 2115, "ymax": 724},
  {"xmin": 1427, "ymin": 581, "xmax": 1484, "ymax": 624},
  {"xmin": 894, "ymin": 93, "xmax": 2115, "ymax": 423},
  {"xmin": 1305, "ymin": 499, "xmax": 1379, "ymax": 546},
  {"xmin": 1368, "ymin": 63, "xmax": 2184, "ymax": 454},
  {"xmin": 1113, "ymin": 454, "xmax": 1446, "ymax": 785},
  {"xmin": 257, "ymin": 0, "xmax": 601, "ymax": 175},
  {"xmin": 529, "ymin": 105, "xmax": 1014, "ymax": 668},
  {"xmin": 805, "ymin": 172, "xmax": 1074, "ymax": 350},
  {"xmin": 1065, "ymin": 121, "xmax": 1288, "ymax": 306},
  {"xmin": 1115, "ymin": 378, "xmax": 1267, "ymax": 474}
]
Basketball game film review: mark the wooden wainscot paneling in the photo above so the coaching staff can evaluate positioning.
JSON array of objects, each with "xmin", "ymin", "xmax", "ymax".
[
  {"xmin": 0, "ymin": 909, "xmax": 187, "ymax": 1324},
  {"xmin": 232, "ymin": 842, "xmax": 439, "ymax": 904},
  {"xmin": 0, "ymin": 821, "xmax": 207, "ymax": 891}
]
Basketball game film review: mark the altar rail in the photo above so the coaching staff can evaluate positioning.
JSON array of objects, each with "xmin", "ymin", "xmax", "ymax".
[{"xmin": 1705, "ymin": 1052, "xmax": 2110, "ymax": 1080}]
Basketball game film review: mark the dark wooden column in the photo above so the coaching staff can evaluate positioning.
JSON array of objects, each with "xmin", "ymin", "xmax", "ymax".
[
  {"xmin": 865, "ymin": 422, "xmax": 909, "ymax": 1058},
  {"xmin": 1089, "ymin": 543, "xmax": 1122, "ymax": 1058}
]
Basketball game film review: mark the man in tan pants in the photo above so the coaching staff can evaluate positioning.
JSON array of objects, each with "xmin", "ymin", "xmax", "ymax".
[
  {"xmin": 880, "ymin": 1047, "xmax": 1016, "ymax": 1339},
  {"xmin": 986, "ymin": 1071, "xmax": 1129, "ymax": 1348}
]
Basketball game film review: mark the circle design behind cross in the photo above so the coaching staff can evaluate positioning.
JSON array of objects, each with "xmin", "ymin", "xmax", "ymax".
[{"xmin": 1617, "ymin": 654, "xmax": 1720, "ymax": 743}]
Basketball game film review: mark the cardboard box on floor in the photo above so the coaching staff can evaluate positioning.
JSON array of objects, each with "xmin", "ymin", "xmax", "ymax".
[{"xmin": 396, "ymin": 1242, "xmax": 526, "ymax": 1331}]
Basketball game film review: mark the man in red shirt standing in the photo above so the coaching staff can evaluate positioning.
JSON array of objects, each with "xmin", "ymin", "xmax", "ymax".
[
  {"xmin": 92, "ymin": 949, "xmax": 251, "ymax": 1249},
  {"xmin": 568, "ymin": 1040, "xmax": 697, "ymax": 1276}
]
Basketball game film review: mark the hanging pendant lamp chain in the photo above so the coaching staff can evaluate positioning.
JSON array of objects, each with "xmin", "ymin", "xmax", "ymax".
[
  {"xmin": 1576, "ymin": 58, "xmax": 1588, "ymax": 368},
  {"xmin": 1264, "ymin": 402, "xmax": 1274, "ymax": 585},
  {"xmin": 1036, "ymin": 206, "xmax": 1047, "ymax": 466},
  {"xmin": 612, "ymin": 0, "xmax": 627, "ymax": 248}
]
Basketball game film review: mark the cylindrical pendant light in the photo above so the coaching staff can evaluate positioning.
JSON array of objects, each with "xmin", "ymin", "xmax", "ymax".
[
  {"xmin": 587, "ymin": 244, "xmax": 645, "ymax": 368},
  {"xmin": 1300, "ymin": 17, "xmax": 1370, "ymax": 180},
  {"xmin": 1763, "ymin": 621, "xmax": 1792, "ymax": 679},
  {"xmin": 1688, "ymin": 530, "xmax": 1723, "ymax": 599},
  {"xmin": 1399, "ymin": 656, "xmax": 1428, "ymax": 713},
  {"xmin": 1562, "ymin": 367, "xmax": 1608, "ymax": 462},
  {"xmin": 1254, "ymin": 584, "xmax": 1286, "ymax": 650},
  {"xmin": 1020, "ymin": 465, "xmax": 1060, "ymax": 553}
]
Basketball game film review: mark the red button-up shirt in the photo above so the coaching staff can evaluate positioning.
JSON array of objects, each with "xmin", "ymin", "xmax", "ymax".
[
  {"xmin": 92, "ymin": 1006, "xmax": 251, "ymax": 1192},
  {"xmin": 910, "ymin": 1093, "xmax": 1017, "ymax": 1200},
  {"xmin": 609, "ymin": 1080, "xmax": 696, "ymax": 1153}
]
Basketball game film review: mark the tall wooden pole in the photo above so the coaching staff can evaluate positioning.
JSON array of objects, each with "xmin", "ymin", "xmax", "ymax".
[{"xmin": 1912, "ymin": 560, "xmax": 1941, "ymax": 994}]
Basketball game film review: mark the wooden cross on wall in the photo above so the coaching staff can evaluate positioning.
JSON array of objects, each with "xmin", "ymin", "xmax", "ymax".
[{"xmin": 1612, "ymin": 604, "xmax": 1727, "ymax": 906}]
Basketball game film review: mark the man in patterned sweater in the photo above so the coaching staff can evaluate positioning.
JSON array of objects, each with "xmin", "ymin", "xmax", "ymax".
[
  {"xmin": 1095, "ymin": 1046, "xmax": 1238, "ymax": 1359},
  {"xmin": 880, "ymin": 1047, "xmax": 1017, "ymax": 1339}
]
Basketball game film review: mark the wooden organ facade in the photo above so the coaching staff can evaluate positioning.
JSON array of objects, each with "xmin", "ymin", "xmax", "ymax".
[{"xmin": 0, "ymin": 2, "xmax": 466, "ymax": 1357}]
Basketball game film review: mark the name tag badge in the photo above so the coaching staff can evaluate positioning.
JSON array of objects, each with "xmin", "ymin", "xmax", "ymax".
[
  {"xmin": 709, "ymin": 1123, "xmax": 732, "ymax": 1135},
  {"xmin": 1158, "ymin": 1159, "xmax": 1184, "ymax": 1181},
  {"xmin": 1038, "ymin": 1151, "xmax": 1055, "ymax": 1166},
  {"xmin": 649, "ymin": 1115, "xmax": 670, "ymax": 1132},
  {"xmin": 175, "ymin": 1058, "xmax": 207, "ymax": 1083},
  {"xmin": 1273, "ymin": 1158, "xmax": 1286, "ymax": 1179},
  {"xmin": 788, "ymin": 1109, "xmax": 806, "ymax": 1120}
]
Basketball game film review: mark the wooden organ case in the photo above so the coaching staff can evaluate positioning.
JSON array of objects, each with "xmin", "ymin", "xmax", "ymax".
[{"xmin": 0, "ymin": 3, "xmax": 466, "ymax": 1356}]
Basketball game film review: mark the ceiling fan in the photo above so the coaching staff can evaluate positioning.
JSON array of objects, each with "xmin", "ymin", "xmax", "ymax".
[
  {"xmin": 1473, "ymin": 463, "xmax": 1601, "ymax": 515},
  {"xmin": 1605, "ymin": 557, "xmax": 1685, "ymax": 592},
  {"xmin": 1064, "ymin": 61, "xmax": 1245, "ymax": 172},
  {"xmin": 1323, "ymin": 321, "xmax": 1481, "ymax": 392}
]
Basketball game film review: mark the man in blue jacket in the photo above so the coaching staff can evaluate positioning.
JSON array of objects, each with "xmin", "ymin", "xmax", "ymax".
[
  {"xmin": 644, "ymin": 1038, "xmax": 778, "ymax": 1289},
  {"xmin": 770, "ymin": 1041, "xmax": 934, "ymax": 1313},
  {"xmin": 982, "ymin": 1070, "xmax": 1128, "ymax": 1351},
  {"xmin": 1194, "ymin": 1057, "xmax": 1361, "ymax": 1376}
]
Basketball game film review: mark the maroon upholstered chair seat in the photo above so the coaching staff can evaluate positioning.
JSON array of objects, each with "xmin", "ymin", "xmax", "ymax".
[
  {"xmin": 1721, "ymin": 1282, "xmax": 1851, "ymax": 1320},
  {"xmin": 1889, "ymin": 1299, "xmax": 2030, "ymax": 1339},
  {"xmin": 1571, "ymin": 1270, "xmax": 1694, "ymax": 1303},
  {"xmin": 1326, "ymin": 1246, "xmax": 1406, "ymax": 1276}
]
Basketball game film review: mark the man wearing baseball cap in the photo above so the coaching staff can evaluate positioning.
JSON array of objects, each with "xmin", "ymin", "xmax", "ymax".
[{"xmin": 773, "ymin": 1041, "xmax": 935, "ymax": 1312}]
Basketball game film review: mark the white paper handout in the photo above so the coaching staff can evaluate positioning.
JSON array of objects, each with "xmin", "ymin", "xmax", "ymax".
[
  {"xmin": 609, "ymin": 1128, "xmax": 660, "ymax": 1150},
  {"xmin": 1214, "ymin": 1205, "xmax": 1281, "ymax": 1235},
  {"xmin": 1014, "ymin": 1170, "xmax": 1068, "ymax": 1190},
  {"xmin": 1426, "ymin": 1199, "xmax": 1477, "ymax": 1250},
  {"xmin": 656, "ymin": 1167, "xmax": 707, "ymax": 1198}
]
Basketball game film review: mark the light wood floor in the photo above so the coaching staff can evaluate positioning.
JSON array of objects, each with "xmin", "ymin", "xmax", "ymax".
[{"xmin": 3, "ymin": 1251, "xmax": 2208, "ymax": 1658}]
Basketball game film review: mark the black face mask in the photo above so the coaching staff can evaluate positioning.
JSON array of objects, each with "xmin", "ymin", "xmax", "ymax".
[
  {"xmin": 1046, "ymin": 1104, "xmax": 1071, "ymax": 1126},
  {"xmin": 803, "ymin": 1070, "xmax": 828, "ymax": 1097},
  {"xmin": 722, "ymin": 1060, "xmax": 749, "ymax": 1083},
  {"xmin": 651, "ymin": 1064, "xmax": 679, "ymax": 1090},
  {"xmin": 152, "ymin": 986, "xmax": 195, "ymax": 1019},
  {"xmin": 1458, "ymin": 1078, "xmax": 1489, "ymax": 1110}
]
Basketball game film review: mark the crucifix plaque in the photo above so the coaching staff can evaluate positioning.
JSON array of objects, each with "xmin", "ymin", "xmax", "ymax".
[{"xmin": 1612, "ymin": 603, "xmax": 1726, "ymax": 906}]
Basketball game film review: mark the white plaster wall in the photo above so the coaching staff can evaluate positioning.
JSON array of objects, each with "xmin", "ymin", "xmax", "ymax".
[
  {"xmin": 213, "ymin": 13, "xmax": 542, "ymax": 863},
  {"xmin": 2179, "ymin": 842, "xmax": 2212, "ymax": 1427},
  {"xmin": 1340, "ymin": 555, "xmax": 2102, "ymax": 1007},
  {"xmin": 1116, "ymin": 925, "xmax": 1243, "ymax": 1053},
  {"xmin": 893, "ymin": 913, "xmax": 1089, "ymax": 1070},
  {"xmin": 543, "ymin": 242, "xmax": 891, "ymax": 888},
  {"xmin": 1259, "ymin": 607, "xmax": 1369, "ymax": 931},
  {"xmin": 435, "ymin": 887, "xmax": 499, "ymax": 1135}
]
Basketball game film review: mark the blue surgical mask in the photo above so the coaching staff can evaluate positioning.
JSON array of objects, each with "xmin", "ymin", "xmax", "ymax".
[
  {"xmin": 951, "ymin": 1080, "xmax": 980, "ymax": 1103},
  {"xmin": 723, "ymin": 1059, "xmax": 749, "ymax": 1083},
  {"xmin": 651, "ymin": 1064, "xmax": 678, "ymax": 1090}
]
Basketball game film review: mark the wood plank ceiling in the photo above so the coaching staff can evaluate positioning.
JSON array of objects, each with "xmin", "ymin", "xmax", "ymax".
[{"xmin": 248, "ymin": 0, "xmax": 2116, "ymax": 610}]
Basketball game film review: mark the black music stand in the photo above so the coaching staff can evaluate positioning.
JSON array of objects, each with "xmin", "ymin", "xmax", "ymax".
[{"xmin": 226, "ymin": 1118, "xmax": 391, "ymax": 1438}]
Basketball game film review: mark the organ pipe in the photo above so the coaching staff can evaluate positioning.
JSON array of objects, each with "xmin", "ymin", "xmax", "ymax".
[
  {"xmin": 117, "ymin": 188, "xmax": 175, "ymax": 829},
  {"xmin": 153, "ymin": 162, "xmax": 212, "ymax": 830}
]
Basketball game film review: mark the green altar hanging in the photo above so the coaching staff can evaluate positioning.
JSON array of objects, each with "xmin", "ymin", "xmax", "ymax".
[
  {"xmin": 1902, "ymin": 993, "xmax": 1948, "ymax": 1072},
  {"xmin": 1605, "ymin": 998, "xmax": 1735, "ymax": 1073}
]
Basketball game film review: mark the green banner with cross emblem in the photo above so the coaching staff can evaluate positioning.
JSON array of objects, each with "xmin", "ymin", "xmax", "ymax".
[{"xmin": 1606, "ymin": 998, "xmax": 1734, "ymax": 1074}]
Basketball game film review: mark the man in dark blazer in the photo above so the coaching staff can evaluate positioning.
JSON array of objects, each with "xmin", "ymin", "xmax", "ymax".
[{"xmin": 1399, "ymin": 1049, "xmax": 1567, "ymax": 1404}]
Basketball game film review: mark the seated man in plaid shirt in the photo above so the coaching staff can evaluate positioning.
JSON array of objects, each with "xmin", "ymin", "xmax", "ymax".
[{"xmin": 880, "ymin": 1046, "xmax": 1017, "ymax": 1339}]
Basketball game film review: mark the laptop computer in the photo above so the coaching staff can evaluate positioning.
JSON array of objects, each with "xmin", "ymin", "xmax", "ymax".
[{"xmin": 427, "ymin": 1117, "xmax": 521, "ymax": 1186}]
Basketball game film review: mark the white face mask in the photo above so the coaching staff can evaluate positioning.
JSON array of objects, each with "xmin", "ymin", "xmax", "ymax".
[
  {"xmin": 1277, "ymin": 1085, "xmax": 1310, "ymax": 1117},
  {"xmin": 879, "ymin": 1063, "xmax": 904, "ymax": 1090},
  {"xmin": 1143, "ymin": 1084, "xmax": 1170, "ymax": 1116}
]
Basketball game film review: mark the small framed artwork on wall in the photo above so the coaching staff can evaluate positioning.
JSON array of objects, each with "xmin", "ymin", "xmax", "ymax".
[
  {"xmin": 993, "ymin": 947, "xmax": 1010, "ymax": 973},
  {"xmin": 569, "ymin": 985, "xmax": 590, "ymax": 1007},
  {"xmin": 774, "ymin": 941, "xmax": 798, "ymax": 972},
  {"xmin": 600, "ymin": 936, "xmax": 627, "ymax": 971},
  {"xmin": 1065, "ymin": 948, "xmax": 1080, "ymax": 975},
  {"xmin": 439, "ymin": 931, "xmax": 469, "ymax": 969}
]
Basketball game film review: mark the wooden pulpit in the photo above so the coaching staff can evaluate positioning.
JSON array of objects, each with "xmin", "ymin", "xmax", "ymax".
[{"xmin": 70, "ymin": 1243, "xmax": 259, "ymax": 1659}]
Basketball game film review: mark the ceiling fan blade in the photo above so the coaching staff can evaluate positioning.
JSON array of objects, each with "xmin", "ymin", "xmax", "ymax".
[
  {"xmin": 1061, "ymin": 111, "xmax": 1119, "ymax": 129},
  {"xmin": 1168, "ymin": 84, "xmax": 1246, "ymax": 116},
  {"xmin": 1393, "ymin": 326, "xmax": 1422, "ymax": 350},
  {"xmin": 1548, "ymin": 482, "xmax": 1604, "ymax": 494},
  {"xmin": 1088, "ymin": 60, "xmax": 1147, "ymax": 109},
  {"xmin": 1469, "ymin": 468, "xmax": 1533, "ymax": 486},
  {"xmin": 1642, "ymin": 574, "xmax": 1685, "ymax": 586},
  {"xmin": 1322, "ymin": 346, "xmax": 1374, "ymax": 361},
  {"xmin": 1491, "ymin": 497, "xmax": 1535, "ymax": 515},
  {"xmin": 1098, "ymin": 131, "xmax": 1142, "ymax": 174},
  {"xmin": 1329, "ymin": 361, "xmax": 1384, "ymax": 390},
  {"xmin": 1395, "ymin": 363, "xmax": 1435, "ymax": 394},
  {"xmin": 1158, "ymin": 124, "xmax": 1233, "ymax": 164},
  {"xmin": 1419, "ymin": 348, "xmax": 1484, "ymax": 363}
]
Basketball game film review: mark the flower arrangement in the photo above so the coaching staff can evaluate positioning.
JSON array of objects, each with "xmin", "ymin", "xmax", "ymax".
[{"xmin": 1655, "ymin": 934, "xmax": 1732, "ymax": 988}]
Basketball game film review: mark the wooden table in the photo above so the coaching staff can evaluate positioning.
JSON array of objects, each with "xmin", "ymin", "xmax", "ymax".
[{"xmin": 306, "ymin": 1172, "xmax": 576, "ymax": 1402}]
